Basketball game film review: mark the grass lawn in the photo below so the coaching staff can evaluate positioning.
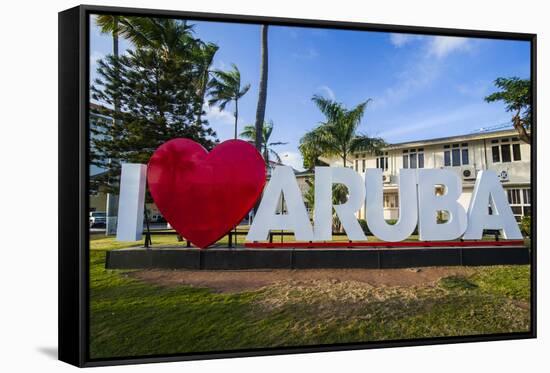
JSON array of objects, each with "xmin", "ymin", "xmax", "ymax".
[{"xmin": 89, "ymin": 235, "xmax": 531, "ymax": 359}]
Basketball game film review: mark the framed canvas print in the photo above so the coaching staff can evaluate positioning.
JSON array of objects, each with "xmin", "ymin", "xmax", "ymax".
[{"xmin": 58, "ymin": 4, "xmax": 536, "ymax": 367}]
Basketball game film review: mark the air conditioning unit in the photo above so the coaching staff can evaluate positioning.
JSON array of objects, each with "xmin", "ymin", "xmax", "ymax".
[
  {"xmin": 461, "ymin": 166, "xmax": 476, "ymax": 181},
  {"xmin": 498, "ymin": 169, "xmax": 509, "ymax": 182},
  {"xmin": 382, "ymin": 172, "xmax": 392, "ymax": 184}
]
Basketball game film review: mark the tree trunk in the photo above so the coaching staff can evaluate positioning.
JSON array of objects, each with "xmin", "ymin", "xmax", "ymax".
[
  {"xmin": 112, "ymin": 18, "xmax": 119, "ymax": 113},
  {"xmin": 196, "ymin": 71, "xmax": 208, "ymax": 126},
  {"xmin": 234, "ymin": 99, "xmax": 239, "ymax": 139},
  {"xmin": 254, "ymin": 25, "xmax": 268, "ymax": 152},
  {"xmin": 513, "ymin": 112, "xmax": 531, "ymax": 144},
  {"xmin": 106, "ymin": 22, "xmax": 120, "ymax": 236}
]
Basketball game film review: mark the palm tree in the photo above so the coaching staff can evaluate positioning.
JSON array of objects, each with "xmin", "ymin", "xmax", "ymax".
[
  {"xmin": 300, "ymin": 94, "xmax": 384, "ymax": 167},
  {"xmin": 115, "ymin": 17, "xmax": 197, "ymax": 60},
  {"xmin": 194, "ymin": 42, "xmax": 219, "ymax": 126},
  {"xmin": 96, "ymin": 15, "xmax": 121, "ymax": 58},
  {"xmin": 253, "ymin": 25, "xmax": 269, "ymax": 152},
  {"xmin": 208, "ymin": 64, "xmax": 251, "ymax": 139},
  {"xmin": 240, "ymin": 120, "xmax": 287, "ymax": 167},
  {"xmin": 95, "ymin": 15, "xmax": 123, "ymax": 236}
]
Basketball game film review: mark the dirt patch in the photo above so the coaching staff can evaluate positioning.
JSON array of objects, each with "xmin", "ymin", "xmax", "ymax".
[{"xmin": 129, "ymin": 266, "xmax": 476, "ymax": 293}]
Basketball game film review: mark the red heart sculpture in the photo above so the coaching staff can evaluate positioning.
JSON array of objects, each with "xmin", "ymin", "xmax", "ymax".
[{"xmin": 147, "ymin": 139, "xmax": 266, "ymax": 248}]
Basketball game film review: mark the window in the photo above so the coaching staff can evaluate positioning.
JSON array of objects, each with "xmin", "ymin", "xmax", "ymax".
[
  {"xmin": 355, "ymin": 159, "xmax": 359, "ymax": 171},
  {"xmin": 523, "ymin": 189, "xmax": 530, "ymax": 204},
  {"xmin": 461, "ymin": 148, "xmax": 469, "ymax": 165},
  {"xmin": 362, "ymin": 159, "xmax": 366, "ymax": 173},
  {"xmin": 444, "ymin": 143, "xmax": 468, "ymax": 166},
  {"xmin": 501, "ymin": 144, "xmax": 511, "ymax": 162},
  {"xmin": 491, "ymin": 138, "xmax": 522, "ymax": 163},
  {"xmin": 410, "ymin": 149, "xmax": 417, "ymax": 168},
  {"xmin": 418, "ymin": 152, "xmax": 424, "ymax": 168},
  {"xmin": 403, "ymin": 148, "xmax": 424, "ymax": 169},
  {"xmin": 444, "ymin": 147, "xmax": 451, "ymax": 166},
  {"xmin": 383, "ymin": 194, "xmax": 399, "ymax": 208},
  {"xmin": 492, "ymin": 146, "xmax": 500, "ymax": 162},
  {"xmin": 452, "ymin": 148, "xmax": 460, "ymax": 166},
  {"xmin": 376, "ymin": 152, "xmax": 388, "ymax": 171},
  {"xmin": 513, "ymin": 144, "xmax": 521, "ymax": 161},
  {"xmin": 507, "ymin": 188, "xmax": 531, "ymax": 221}
]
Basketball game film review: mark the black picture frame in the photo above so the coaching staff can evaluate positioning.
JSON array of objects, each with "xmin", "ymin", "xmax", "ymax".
[{"xmin": 59, "ymin": 4, "xmax": 537, "ymax": 367}]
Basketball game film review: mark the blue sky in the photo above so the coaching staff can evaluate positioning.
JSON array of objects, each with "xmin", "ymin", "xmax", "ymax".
[{"xmin": 90, "ymin": 16, "xmax": 530, "ymax": 171}]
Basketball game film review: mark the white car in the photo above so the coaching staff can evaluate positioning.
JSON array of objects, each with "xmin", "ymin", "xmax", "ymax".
[{"xmin": 89, "ymin": 211, "xmax": 107, "ymax": 228}]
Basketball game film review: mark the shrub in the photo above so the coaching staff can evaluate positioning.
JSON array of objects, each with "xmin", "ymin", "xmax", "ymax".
[
  {"xmin": 357, "ymin": 219, "xmax": 370, "ymax": 235},
  {"xmin": 520, "ymin": 215, "xmax": 531, "ymax": 237}
]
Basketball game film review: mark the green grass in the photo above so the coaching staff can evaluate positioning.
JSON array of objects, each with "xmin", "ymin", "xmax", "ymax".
[{"xmin": 89, "ymin": 236, "xmax": 531, "ymax": 359}]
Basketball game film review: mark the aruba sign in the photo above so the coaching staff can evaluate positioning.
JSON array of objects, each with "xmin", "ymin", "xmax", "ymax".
[{"xmin": 116, "ymin": 139, "xmax": 522, "ymax": 248}]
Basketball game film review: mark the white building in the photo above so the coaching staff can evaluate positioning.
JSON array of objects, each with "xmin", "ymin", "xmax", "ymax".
[{"xmin": 325, "ymin": 129, "xmax": 531, "ymax": 222}]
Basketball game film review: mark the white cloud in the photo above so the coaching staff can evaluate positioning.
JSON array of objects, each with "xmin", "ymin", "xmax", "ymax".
[
  {"xmin": 456, "ymin": 80, "xmax": 491, "ymax": 98},
  {"xmin": 291, "ymin": 47, "xmax": 319, "ymax": 59},
  {"xmin": 280, "ymin": 151, "xmax": 305, "ymax": 171},
  {"xmin": 204, "ymin": 104, "xmax": 234, "ymax": 125},
  {"xmin": 90, "ymin": 51, "xmax": 105, "ymax": 70},
  {"xmin": 375, "ymin": 35, "xmax": 473, "ymax": 109},
  {"xmin": 373, "ymin": 60, "xmax": 440, "ymax": 109},
  {"xmin": 427, "ymin": 36, "xmax": 471, "ymax": 59},
  {"xmin": 213, "ymin": 60, "xmax": 228, "ymax": 71},
  {"xmin": 316, "ymin": 85, "xmax": 335, "ymax": 100},
  {"xmin": 389, "ymin": 33, "xmax": 424, "ymax": 47},
  {"xmin": 377, "ymin": 103, "xmax": 508, "ymax": 141}
]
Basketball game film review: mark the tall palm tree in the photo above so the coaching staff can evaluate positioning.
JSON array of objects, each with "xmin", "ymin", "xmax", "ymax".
[
  {"xmin": 240, "ymin": 120, "xmax": 287, "ymax": 167},
  {"xmin": 208, "ymin": 64, "xmax": 251, "ymax": 139},
  {"xmin": 253, "ymin": 25, "xmax": 269, "ymax": 151},
  {"xmin": 95, "ymin": 15, "xmax": 123, "ymax": 236},
  {"xmin": 194, "ymin": 42, "xmax": 219, "ymax": 126},
  {"xmin": 300, "ymin": 94, "xmax": 384, "ymax": 167},
  {"xmin": 96, "ymin": 15, "xmax": 121, "ymax": 58}
]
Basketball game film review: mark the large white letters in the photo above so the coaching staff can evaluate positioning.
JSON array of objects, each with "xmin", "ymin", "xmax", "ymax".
[
  {"xmin": 417, "ymin": 169, "xmax": 468, "ymax": 241},
  {"xmin": 365, "ymin": 169, "xmax": 418, "ymax": 242},
  {"xmin": 116, "ymin": 163, "xmax": 147, "ymax": 241},
  {"xmin": 313, "ymin": 167, "xmax": 366, "ymax": 241},
  {"xmin": 246, "ymin": 166, "xmax": 314, "ymax": 242},
  {"xmin": 247, "ymin": 166, "xmax": 523, "ymax": 242},
  {"xmin": 463, "ymin": 170, "xmax": 523, "ymax": 240}
]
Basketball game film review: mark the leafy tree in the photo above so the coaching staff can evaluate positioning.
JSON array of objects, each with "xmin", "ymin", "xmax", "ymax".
[
  {"xmin": 299, "ymin": 126, "xmax": 330, "ymax": 170},
  {"xmin": 485, "ymin": 77, "xmax": 532, "ymax": 143},
  {"xmin": 300, "ymin": 95, "xmax": 385, "ymax": 167},
  {"xmin": 91, "ymin": 47, "xmax": 217, "ymax": 193},
  {"xmin": 302, "ymin": 177, "xmax": 348, "ymax": 232},
  {"xmin": 208, "ymin": 64, "xmax": 251, "ymax": 139},
  {"xmin": 240, "ymin": 120, "xmax": 287, "ymax": 166}
]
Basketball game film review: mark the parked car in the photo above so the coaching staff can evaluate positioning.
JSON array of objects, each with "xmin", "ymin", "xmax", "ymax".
[
  {"xmin": 89, "ymin": 211, "xmax": 106, "ymax": 228},
  {"xmin": 149, "ymin": 214, "xmax": 166, "ymax": 224}
]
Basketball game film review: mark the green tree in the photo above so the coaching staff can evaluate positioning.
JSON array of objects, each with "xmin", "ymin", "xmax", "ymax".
[
  {"xmin": 300, "ymin": 94, "xmax": 385, "ymax": 167},
  {"xmin": 240, "ymin": 120, "xmax": 287, "ymax": 167},
  {"xmin": 91, "ymin": 47, "xmax": 217, "ymax": 192},
  {"xmin": 208, "ymin": 64, "xmax": 251, "ymax": 139},
  {"xmin": 485, "ymin": 77, "xmax": 532, "ymax": 143},
  {"xmin": 99, "ymin": 17, "xmax": 221, "ymax": 128},
  {"xmin": 253, "ymin": 25, "xmax": 269, "ymax": 152}
]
